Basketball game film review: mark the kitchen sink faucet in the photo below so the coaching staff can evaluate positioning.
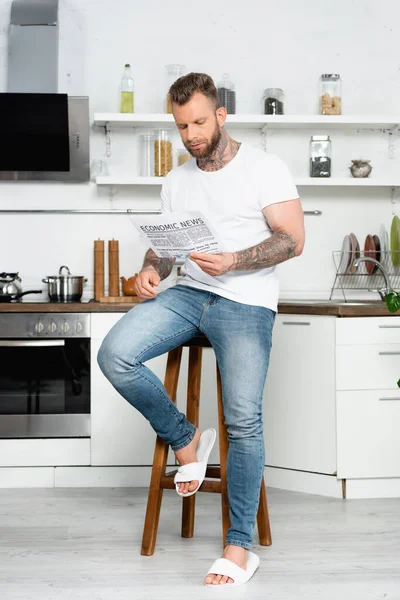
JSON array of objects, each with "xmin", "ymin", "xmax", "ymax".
[{"xmin": 353, "ymin": 257, "xmax": 391, "ymax": 300}]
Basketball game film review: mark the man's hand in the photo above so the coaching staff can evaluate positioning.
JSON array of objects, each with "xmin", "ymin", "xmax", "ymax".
[
  {"xmin": 189, "ymin": 252, "xmax": 234, "ymax": 276},
  {"xmin": 134, "ymin": 267, "xmax": 161, "ymax": 299}
]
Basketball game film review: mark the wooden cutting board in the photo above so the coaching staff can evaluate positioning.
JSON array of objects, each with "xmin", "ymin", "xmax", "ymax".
[{"xmin": 99, "ymin": 296, "xmax": 141, "ymax": 303}]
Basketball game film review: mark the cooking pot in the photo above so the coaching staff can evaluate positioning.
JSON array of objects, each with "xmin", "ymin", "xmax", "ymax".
[{"xmin": 42, "ymin": 265, "xmax": 87, "ymax": 303}]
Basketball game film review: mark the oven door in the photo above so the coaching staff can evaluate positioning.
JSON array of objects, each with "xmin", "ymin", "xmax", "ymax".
[{"xmin": 0, "ymin": 338, "xmax": 90, "ymax": 438}]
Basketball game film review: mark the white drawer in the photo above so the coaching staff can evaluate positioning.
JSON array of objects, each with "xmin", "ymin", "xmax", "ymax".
[
  {"xmin": 336, "ymin": 389, "xmax": 400, "ymax": 478},
  {"xmin": 336, "ymin": 317, "xmax": 400, "ymax": 345},
  {"xmin": 336, "ymin": 344, "xmax": 400, "ymax": 390}
]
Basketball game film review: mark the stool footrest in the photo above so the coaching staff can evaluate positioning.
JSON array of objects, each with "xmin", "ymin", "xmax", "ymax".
[{"xmin": 165, "ymin": 465, "xmax": 221, "ymax": 480}]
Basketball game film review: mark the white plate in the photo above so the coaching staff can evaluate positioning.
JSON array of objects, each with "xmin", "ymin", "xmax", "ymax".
[
  {"xmin": 379, "ymin": 224, "xmax": 389, "ymax": 254},
  {"xmin": 338, "ymin": 234, "xmax": 352, "ymax": 274}
]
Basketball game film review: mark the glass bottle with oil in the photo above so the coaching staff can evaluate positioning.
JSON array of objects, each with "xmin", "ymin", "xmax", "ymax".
[{"xmin": 120, "ymin": 64, "xmax": 134, "ymax": 113}]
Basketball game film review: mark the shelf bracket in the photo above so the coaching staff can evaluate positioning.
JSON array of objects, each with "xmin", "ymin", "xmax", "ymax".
[
  {"xmin": 391, "ymin": 186, "xmax": 400, "ymax": 215},
  {"xmin": 388, "ymin": 125, "xmax": 399, "ymax": 160},
  {"xmin": 105, "ymin": 124, "xmax": 112, "ymax": 158},
  {"xmin": 260, "ymin": 124, "xmax": 268, "ymax": 152}
]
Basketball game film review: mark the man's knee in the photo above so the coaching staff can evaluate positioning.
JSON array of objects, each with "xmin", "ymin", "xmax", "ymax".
[{"xmin": 225, "ymin": 414, "xmax": 263, "ymax": 441}]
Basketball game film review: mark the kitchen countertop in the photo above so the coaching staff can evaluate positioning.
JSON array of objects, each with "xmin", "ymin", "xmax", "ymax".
[{"xmin": 0, "ymin": 298, "xmax": 397, "ymax": 317}]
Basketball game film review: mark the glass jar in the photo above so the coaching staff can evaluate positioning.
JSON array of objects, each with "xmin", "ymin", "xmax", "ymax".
[
  {"xmin": 217, "ymin": 73, "xmax": 236, "ymax": 114},
  {"xmin": 177, "ymin": 148, "xmax": 191, "ymax": 167},
  {"xmin": 154, "ymin": 130, "xmax": 173, "ymax": 177},
  {"xmin": 263, "ymin": 88, "xmax": 284, "ymax": 115},
  {"xmin": 319, "ymin": 74, "xmax": 342, "ymax": 115},
  {"xmin": 165, "ymin": 64, "xmax": 186, "ymax": 113},
  {"xmin": 139, "ymin": 133, "xmax": 155, "ymax": 177},
  {"xmin": 310, "ymin": 135, "xmax": 331, "ymax": 178}
]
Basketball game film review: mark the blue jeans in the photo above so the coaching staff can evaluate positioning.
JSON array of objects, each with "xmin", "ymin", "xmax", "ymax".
[{"xmin": 97, "ymin": 285, "xmax": 275, "ymax": 550}]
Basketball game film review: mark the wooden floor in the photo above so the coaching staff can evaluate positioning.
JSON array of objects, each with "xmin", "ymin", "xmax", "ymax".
[{"xmin": 0, "ymin": 487, "xmax": 398, "ymax": 600}]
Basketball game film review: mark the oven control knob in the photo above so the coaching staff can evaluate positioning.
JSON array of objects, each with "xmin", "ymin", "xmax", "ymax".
[
  {"xmin": 48, "ymin": 322, "xmax": 57, "ymax": 333},
  {"xmin": 75, "ymin": 322, "xmax": 83, "ymax": 334},
  {"xmin": 61, "ymin": 322, "xmax": 70, "ymax": 333},
  {"xmin": 34, "ymin": 321, "xmax": 44, "ymax": 333}
]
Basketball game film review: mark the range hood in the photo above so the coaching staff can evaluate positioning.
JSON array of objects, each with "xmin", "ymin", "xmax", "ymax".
[{"xmin": 0, "ymin": 0, "xmax": 89, "ymax": 182}]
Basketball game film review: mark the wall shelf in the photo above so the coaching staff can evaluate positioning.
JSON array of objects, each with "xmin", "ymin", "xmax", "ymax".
[
  {"xmin": 96, "ymin": 176, "xmax": 400, "ymax": 187},
  {"xmin": 94, "ymin": 113, "xmax": 400, "ymax": 130}
]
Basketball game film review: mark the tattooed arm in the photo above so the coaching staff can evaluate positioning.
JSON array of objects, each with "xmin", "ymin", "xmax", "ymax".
[
  {"xmin": 135, "ymin": 249, "xmax": 175, "ymax": 299},
  {"xmin": 141, "ymin": 249, "xmax": 175, "ymax": 279},
  {"xmin": 189, "ymin": 198, "xmax": 304, "ymax": 276}
]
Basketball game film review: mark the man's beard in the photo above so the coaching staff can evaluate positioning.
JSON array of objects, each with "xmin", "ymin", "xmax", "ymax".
[{"xmin": 185, "ymin": 124, "xmax": 221, "ymax": 159}]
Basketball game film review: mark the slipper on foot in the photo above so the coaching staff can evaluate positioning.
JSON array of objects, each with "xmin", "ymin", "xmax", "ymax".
[
  {"xmin": 204, "ymin": 551, "xmax": 260, "ymax": 587},
  {"xmin": 174, "ymin": 428, "xmax": 216, "ymax": 497}
]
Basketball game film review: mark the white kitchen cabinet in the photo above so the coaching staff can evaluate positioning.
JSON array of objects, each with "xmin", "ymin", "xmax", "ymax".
[
  {"xmin": 91, "ymin": 313, "xmax": 166, "ymax": 466},
  {"xmin": 337, "ymin": 389, "xmax": 400, "ymax": 478},
  {"xmin": 90, "ymin": 313, "xmax": 220, "ymax": 467},
  {"xmin": 263, "ymin": 314, "xmax": 337, "ymax": 475},
  {"xmin": 336, "ymin": 316, "xmax": 400, "ymax": 479}
]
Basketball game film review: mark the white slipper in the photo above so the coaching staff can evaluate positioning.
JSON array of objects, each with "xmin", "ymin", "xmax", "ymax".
[
  {"xmin": 204, "ymin": 551, "xmax": 260, "ymax": 587},
  {"xmin": 174, "ymin": 428, "xmax": 216, "ymax": 497}
]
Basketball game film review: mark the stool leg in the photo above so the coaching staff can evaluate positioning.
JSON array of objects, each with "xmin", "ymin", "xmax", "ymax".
[
  {"xmin": 257, "ymin": 475, "xmax": 272, "ymax": 546},
  {"xmin": 141, "ymin": 346, "xmax": 183, "ymax": 556},
  {"xmin": 181, "ymin": 346, "xmax": 202, "ymax": 539},
  {"xmin": 216, "ymin": 364, "xmax": 230, "ymax": 548}
]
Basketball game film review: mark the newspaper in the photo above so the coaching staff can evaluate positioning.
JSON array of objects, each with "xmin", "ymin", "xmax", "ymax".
[{"xmin": 131, "ymin": 211, "xmax": 222, "ymax": 259}]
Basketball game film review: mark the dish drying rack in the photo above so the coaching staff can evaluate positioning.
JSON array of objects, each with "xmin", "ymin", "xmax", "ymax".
[{"xmin": 330, "ymin": 251, "xmax": 400, "ymax": 301}]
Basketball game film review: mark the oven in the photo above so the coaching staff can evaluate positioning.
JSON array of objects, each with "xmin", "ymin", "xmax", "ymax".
[{"xmin": 0, "ymin": 313, "xmax": 90, "ymax": 438}]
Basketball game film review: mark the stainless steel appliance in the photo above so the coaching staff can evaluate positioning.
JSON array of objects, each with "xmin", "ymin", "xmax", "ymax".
[
  {"xmin": 1, "ymin": 0, "xmax": 90, "ymax": 182},
  {"xmin": 0, "ymin": 313, "xmax": 90, "ymax": 438},
  {"xmin": 0, "ymin": 96, "xmax": 90, "ymax": 183}
]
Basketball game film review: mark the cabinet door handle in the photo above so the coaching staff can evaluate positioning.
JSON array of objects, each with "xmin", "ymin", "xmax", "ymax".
[
  {"xmin": 378, "ymin": 351, "xmax": 400, "ymax": 356},
  {"xmin": 282, "ymin": 322, "xmax": 311, "ymax": 326},
  {"xmin": 379, "ymin": 397, "xmax": 400, "ymax": 402},
  {"xmin": 379, "ymin": 325, "xmax": 400, "ymax": 329}
]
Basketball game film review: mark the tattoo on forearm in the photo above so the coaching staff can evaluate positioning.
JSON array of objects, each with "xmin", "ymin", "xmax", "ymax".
[
  {"xmin": 231, "ymin": 231, "xmax": 298, "ymax": 271},
  {"xmin": 142, "ymin": 249, "xmax": 175, "ymax": 280}
]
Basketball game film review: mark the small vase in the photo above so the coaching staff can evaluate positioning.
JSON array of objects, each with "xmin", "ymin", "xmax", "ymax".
[{"xmin": 350, "ymin": 160, "xmax": 372, "ymax": 178}]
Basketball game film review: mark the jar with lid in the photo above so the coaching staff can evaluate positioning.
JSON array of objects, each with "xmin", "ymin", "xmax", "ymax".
[
  {"xmin": 139, "ymin": 133, "xmax": 155, "ymax": 177},
  {"xmin": 263, "ymin": 88, "xmax": 284, "ymax": 115},
  {"xmin": 310, "ymin": 135, "xmax": 331, "ymax": 178},
  {"xmin": 154, "ymin": 130, "xmax": 173, "ymax": 177},
  {"xmin": 320, "ymin": 74, "xmax": 342, "ymax": 115},
  {"xmin": 177, "ymin": 148, "xmax": 191, "ymax": 167},
  {"xmin": 165, "ymin": 64, "xmax": 186, "ymax": 113},
  {"xmin": 217, "ymin": 73, "xmax": 236, "ymax": 114}
]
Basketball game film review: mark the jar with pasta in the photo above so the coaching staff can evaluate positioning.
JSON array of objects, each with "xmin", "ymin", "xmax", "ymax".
[
  {"xmin": 319, "ymin": 74, "xmax": 342, "ymax": 115},
  {"xmin": 154, "ymin": 130, "xmax": 173, "ymax": 177}
]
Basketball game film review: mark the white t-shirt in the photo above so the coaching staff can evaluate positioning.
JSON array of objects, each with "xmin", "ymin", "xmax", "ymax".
[{"xmin": 161, "ymin": 143, "xmax": 299, "ymax": 311}]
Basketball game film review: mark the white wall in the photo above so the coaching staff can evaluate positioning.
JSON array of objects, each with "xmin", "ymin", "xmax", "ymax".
[{"xmin": 0, "ymin": 0, "xmax": 399, "ymax": 299}]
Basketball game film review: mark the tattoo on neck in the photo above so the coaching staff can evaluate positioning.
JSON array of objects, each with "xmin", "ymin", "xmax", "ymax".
[
  {"xmin": 231, "ymin": 231, "xmax": 298, "ymax": 271},
  {"xmin": 142, "ymin": 249, "xmax": 175, "ymax": 280},
  {"xmin": 197, "ymin": 130, "xmax": 241, "ymax": 172}
]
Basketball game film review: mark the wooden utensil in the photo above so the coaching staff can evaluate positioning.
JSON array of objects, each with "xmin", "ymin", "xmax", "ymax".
[
  {"xmin": 94, "ymin": 239, "xmax": 105, "ymax": 301},
  {"xmin": 108, "ymin": 239, "xmax": 120, "ymax": 297}
]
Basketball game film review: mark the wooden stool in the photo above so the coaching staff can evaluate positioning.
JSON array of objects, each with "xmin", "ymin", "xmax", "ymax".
[{"xmin": 141, "ymin": 335, "xmax": 272, "ymax": 556}]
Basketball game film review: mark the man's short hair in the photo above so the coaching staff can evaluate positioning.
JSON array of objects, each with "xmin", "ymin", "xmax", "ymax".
[{"xmin": 169, "ymin": 73, "xmax": 220, "ymax": 109}]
